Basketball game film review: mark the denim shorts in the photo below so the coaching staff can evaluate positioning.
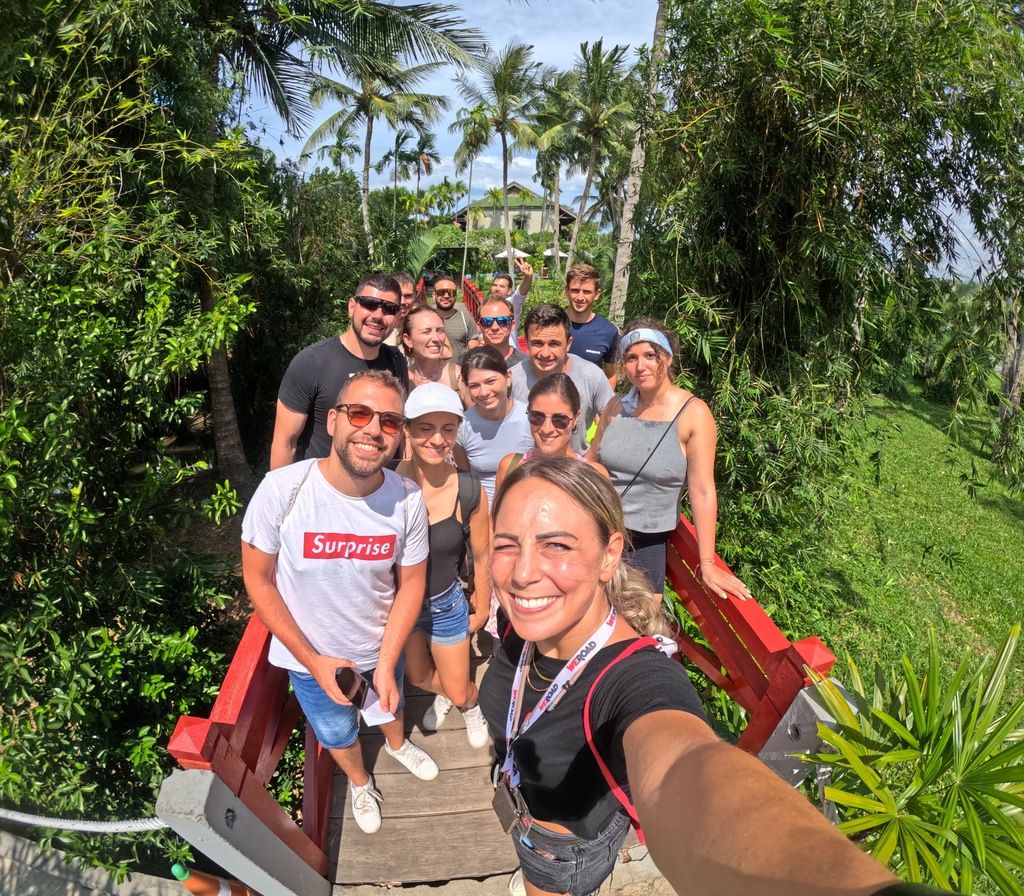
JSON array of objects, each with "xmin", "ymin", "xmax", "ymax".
[
  {"xmin": 513, "ymin": 811, "xmax": 631, "ymax": 896},
  {"xmin": 288, "ymin": 654, "xmax": 406, "ymax": 750},
  {"xmin": 415, "ymin": 580, "xmax": 470, "ymax": 647}
]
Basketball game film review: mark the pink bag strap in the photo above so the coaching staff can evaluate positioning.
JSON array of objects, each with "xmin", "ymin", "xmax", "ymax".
[{"xmin": 582, "ymin": 637, "xmax": 660, "ymax": 845}]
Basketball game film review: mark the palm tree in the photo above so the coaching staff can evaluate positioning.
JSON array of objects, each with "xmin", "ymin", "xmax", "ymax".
[
  {"xmin": 610, "ymin": 0, "xmax": 667, "ymax": 325},
  {"xmin": 532, "ymin": 71, "xmax": 577, "ymax": 276},
  {"xmin": 191, "ymin": 1, "xmax": 484, "ymax": 487},
  {"xmin": 375, "ymin": 126, "xmax": 418, "ymax": 227},
  {"xmin": 563, "ymin": 40, "xmax": 632, "ymax": 272},
  {"xmin": 316, "ymin": 124, "xmax": 361, "ymax": 172},
  {"xmin": 451, "ymin": 104, "xmax": 492, "ymax": 283},
  {"xmin": 413, "ymin": 130, "xmax": 441, "ymax": 198},
  {"xmin": 303, "ymin": 61, "xmax": 449, "ymax": 259},
  {"xmin": 456, "ymin": 43, "xmax": 544, "ymax": 274}
]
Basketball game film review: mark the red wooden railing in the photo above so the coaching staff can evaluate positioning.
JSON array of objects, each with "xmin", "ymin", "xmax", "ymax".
[
  {"xmin": 667, "ymin": 518, "xmax": 836, "ymax": 750},
  {"xmin": 166, "ymin": 618, "xmax": 332, "ymax": 875},
  {"xmin": 166, "ymin": 513, "xmax": 835, "ymax": 869}
]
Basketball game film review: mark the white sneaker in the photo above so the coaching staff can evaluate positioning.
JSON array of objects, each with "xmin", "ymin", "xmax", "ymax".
[
  {"xmin": 384, "ymin": 739, "xmax": 439, "ymax": 781},
  {"xmin": 423, "ymin": 693, "xmax": 454, "ymax": 731},
  {"xmin": 463, "ymin": 703, "xmax": 489, "ymax": 749},
  {"xmin": 349, "ymin": 778, "xmax": 383, "ymax": 834},
  {"xmin": 507, "ymin": 868, "xmax": 525, "ymax": 896}
]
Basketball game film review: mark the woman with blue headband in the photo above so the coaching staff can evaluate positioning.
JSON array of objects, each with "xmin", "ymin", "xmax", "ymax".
[{"xmin": 590, "ymin": 318, "xmax": 751, "ymax": 600}]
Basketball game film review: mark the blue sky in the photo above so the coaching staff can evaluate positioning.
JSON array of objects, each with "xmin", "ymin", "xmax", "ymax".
[{"xmin": 252, "ymin": 0, "xmax": 660, "ymax": 204}]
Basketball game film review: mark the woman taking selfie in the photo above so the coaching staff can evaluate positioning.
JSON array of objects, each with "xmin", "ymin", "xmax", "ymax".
[
  {"xmin": 479, "ymin": 458, "xmax": 897, "ymax": 896},
  {"xmin": 401, "ymin": 305, "xmax": 469, "ymax": 406},
  {"xmin": 591, "ymin": 318, "xmax": 750, "ymax": 600},
  {"xmin": 494, "ymin": 373, "xmax": 607, "ymax": 494},
  {"xmin": 396, "ymin": 383, "xmax": 490, "ymax": 747}
]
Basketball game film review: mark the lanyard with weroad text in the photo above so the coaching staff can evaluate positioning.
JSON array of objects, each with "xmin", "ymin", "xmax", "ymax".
[{"xmin": 501, "ymin": 606, "xmax": 618, "ymax": 789}]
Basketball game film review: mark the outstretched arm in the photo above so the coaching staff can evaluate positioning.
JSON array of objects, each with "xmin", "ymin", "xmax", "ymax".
[
  {"xmin": 625, "ymin": 711, "xmax": 897, "ymax": 896},
  {"xmin": 683, "ymin": 402, "xmax": 751, "ymax": 600}
]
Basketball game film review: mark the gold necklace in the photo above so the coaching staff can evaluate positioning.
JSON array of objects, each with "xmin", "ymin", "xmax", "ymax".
[{"xmin": 526, "ymin": 654, "xmax": 556, "ymax": 692}]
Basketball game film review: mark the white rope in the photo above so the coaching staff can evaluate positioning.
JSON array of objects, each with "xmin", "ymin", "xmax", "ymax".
[{"xmin": 0, "ymin": 807, "xmax": 168, "ymax": 833}]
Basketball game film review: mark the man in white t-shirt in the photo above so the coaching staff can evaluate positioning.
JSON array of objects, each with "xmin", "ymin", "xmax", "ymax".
[{"xmin": 242, "ymin": 370, "xmax": 436, "ymax": 836}]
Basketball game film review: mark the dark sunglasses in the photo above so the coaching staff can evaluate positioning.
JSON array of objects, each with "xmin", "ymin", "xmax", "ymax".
[
  {"xmin": 334, "ymin": 403, "xmax": 405, "ymax": 435},
  {"xmin": 354, "ymin": 295, "xmax": 401, "ymax": 316},
  {"xmin": 433, "ymin": 288, "xmax": 457, "ymax": 297},
  {"xmin": 335, "ymin": 667, "xmax": 368, "ymax": 709},
  {"xmin": 527, "ymin": 410, "xmax": 574, "ymax": 431},
  {"xmin": 480, "ymin": 315, "xmax": 513, "ymax": 328}
]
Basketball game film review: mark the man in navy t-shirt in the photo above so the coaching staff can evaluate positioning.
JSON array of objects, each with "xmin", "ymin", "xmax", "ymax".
[{"xmin": 565, "ymin": 263, "xmax": 619, "ymax": 385}]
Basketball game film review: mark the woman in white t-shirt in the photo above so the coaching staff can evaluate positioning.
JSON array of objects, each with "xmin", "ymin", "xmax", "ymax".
[{"xmin": 453, "ymin": 346, "xmax": 533, "ymax": 504}]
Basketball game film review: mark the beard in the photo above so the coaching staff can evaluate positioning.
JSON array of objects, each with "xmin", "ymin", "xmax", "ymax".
[{"xmin": 334, "ymin": 435, "xmax": 392, "ymax": 479}]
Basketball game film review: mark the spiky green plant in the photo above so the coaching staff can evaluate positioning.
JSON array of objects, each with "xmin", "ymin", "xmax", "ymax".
[{"xmin": 809, "ymin": 626, "xmax": 1024, "ymax": 895}]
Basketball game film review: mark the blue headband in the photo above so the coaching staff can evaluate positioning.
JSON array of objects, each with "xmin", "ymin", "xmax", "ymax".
[{"xmin": 619, "ymin": 328, "xmax": 673, "ymax": 359}]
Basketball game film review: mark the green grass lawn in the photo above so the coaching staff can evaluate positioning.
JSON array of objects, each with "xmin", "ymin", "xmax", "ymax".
[{"xmin": 812, "ymin": 384, "xmax": 1024, "ymax": 680}]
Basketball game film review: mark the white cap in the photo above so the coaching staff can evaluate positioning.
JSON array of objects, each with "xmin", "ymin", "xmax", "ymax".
[{"xmin": 405, "ymin": 382, "xmax": 464, "ymax": 421}]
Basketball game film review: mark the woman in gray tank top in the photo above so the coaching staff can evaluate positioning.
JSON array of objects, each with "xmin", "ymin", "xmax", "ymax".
[{"xmin": 591, "ymin": 319, "xmax": 751, "ymax": 600}]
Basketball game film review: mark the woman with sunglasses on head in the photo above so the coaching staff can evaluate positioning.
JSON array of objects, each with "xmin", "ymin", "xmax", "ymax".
[
  {"xmin": 479, "ymin": 457, "xmax": 898, "ymax": 896},
  {"xmin": 590, "ymin": 319, "xmax": 751, "ymax": 601},
  {"xmin": 401, "ymin": 305, "xmax": 470, "ymax": 407},
  {"xmin": 451, "ymin": 346, "xmax": 534, "ymax": 505},
  {"xmin": 395, "ymin": 383, "xmax": 491, "ymax": 747},
  {"xmin": 494, "ymin": 373, "xmax": 607, "ymax": 495}
]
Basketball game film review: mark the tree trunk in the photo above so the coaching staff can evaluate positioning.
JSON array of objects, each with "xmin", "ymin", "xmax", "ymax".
[
  {"xmin": 501, "ymin": 131, "xmax": 514, "ymax": 275},
  {"xmin": 566, "ymin": 142, "xmax": 598, "ymax": 272},
  {"xmin": 361, "ymin": 117, "xmax": 375, "ymax": 259},
  {"xmin": 552, "ymin": 166, "xmax": 562, "ymax": 276},
  {"xmin": 461, "ymin": 158, "xmax": 474, "ymax": 287},
  {"xmin": 392, "ymin": 157, "xmax": 398, "ymax": 230},
  {"xmin": 609, "ymin": 0, "xmax": 667, "ymax": 326},
  {"xmin": 995, "ymin": 289, "xmax": 1024, "ymax": 458}
]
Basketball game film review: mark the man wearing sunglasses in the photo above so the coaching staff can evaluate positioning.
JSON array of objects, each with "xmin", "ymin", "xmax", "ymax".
[
  {"xmin": 489, "ymin": 257, "xmax": 534, "ymax": 347},
  {"xmin": 510, "ymin": 304, "xmax": 614, "ymax": 454},
  {"xmin": 271, "ymin": 274, "xmax": 409, "ymax": 469},
  {"xmin": 430, "ymin": 273, "xmax": 481, "ymax": 362},
  {"xmin": 243, "ymin": 370, "xmax": 438, "ymax": 836},
  {"xmin": 476, "ymin": 297, "xmax": 527, "ymax": 369}
]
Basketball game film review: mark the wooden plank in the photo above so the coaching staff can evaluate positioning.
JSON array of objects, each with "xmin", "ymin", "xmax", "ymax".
[
  {"xmin": 332, "ymin": 765, "xmax": 495, "ymax": 819},
  {"xmin": 330, "ymin": 809, "xmax": 517, "ymax": 884},
  {"xmin": 359, "ymin": 725, "xmax": 492, "ymax": 775}
]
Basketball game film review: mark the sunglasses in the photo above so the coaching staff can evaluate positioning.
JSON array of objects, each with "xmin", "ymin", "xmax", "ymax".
[
  {"xmin": 527, "ymin": 410, "xmax": 574, "ymax": 431},
  {"xmin": 354, "ymin": 295, "xmax": 401, "ymax": 316},
  {"xmin": 335, "ymin": 667, "xmax": 368, "ymax": 709},
  {"xmin": 434, "ymin": 288, "xmax": 457, "ymax": 297},
  {"xmin": 480, "ymin": 315, "xmax": 513, "ymax": 328},
  {"xmin": 334, "ymin": 403, "xmax": 405, "ymax": 435}
]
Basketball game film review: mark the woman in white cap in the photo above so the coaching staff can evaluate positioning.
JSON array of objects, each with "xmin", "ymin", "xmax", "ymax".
[
  {"xmin": 591, "ymin": 318, "xmax": 751, "ymax": 602},
  {"xmin": 397, "ymin": 382, "xmax": 491, "ymax": 747}
]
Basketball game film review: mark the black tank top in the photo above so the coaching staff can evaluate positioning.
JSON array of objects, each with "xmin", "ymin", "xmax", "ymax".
[{"xmin": 426, "ymin": 511, "xmax": 464, "ymax": 598}]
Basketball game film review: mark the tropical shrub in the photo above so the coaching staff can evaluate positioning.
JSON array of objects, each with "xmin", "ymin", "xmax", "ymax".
[{"xmin": 810, "ymin": 627, "xmax": 1024, "ymax": 895}]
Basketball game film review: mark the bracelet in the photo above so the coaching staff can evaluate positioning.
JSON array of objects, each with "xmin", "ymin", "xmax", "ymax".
[{"xmin": 699, "ymin": 559, "xmax": 716, "ymax": 566}]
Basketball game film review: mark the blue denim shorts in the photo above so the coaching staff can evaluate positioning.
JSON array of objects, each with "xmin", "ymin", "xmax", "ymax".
[
  {"xmin": 288, "ymin": 655, "xmax": 406, "ymax": 750},
  {"xmin": 513, "ymin": 811, "xmax": 631, "ymax": 896},
  {"xmin": 415, "ymin": 580, "xmax": 470, "ymax": 647}
]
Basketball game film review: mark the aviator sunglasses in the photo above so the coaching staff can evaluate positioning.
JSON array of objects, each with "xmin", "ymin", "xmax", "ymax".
[
  {"xmin": 433, "ymin": 288, "xmax": 457, "ymax": 298},
  {"xmin": 354, "ymin": 295, "xmax": 401, "ymax": 316},
  {"xmin": 526, "ymin": 409, "xmax": 574, "ymax": 431},
  {"xmin": 334, "ymin": 403, "xmax": 405, "ymax": 435},
  {"xmin": 480, "ymin": 315, "xmax": 513, "ymax": 328}
]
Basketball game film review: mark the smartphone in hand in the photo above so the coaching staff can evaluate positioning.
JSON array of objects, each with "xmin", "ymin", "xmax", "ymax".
[{"xmin": 335, "ymin": 666, "xmax": 368, "ymax": 709}]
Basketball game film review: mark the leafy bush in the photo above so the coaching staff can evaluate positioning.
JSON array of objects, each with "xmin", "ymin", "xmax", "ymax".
[{"xmin": 810, "ymin": 626, "xmax": 1024, "ymax": 894}]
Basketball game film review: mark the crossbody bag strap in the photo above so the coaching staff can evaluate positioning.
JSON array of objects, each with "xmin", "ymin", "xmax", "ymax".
[
  {"xmin": 582, "ymin": 637, "xmax": 660, "ymax": 845},
  {"xmin": 620, "ymin": 396, "xmax": 696, "ymax": 499},
  {"xmin": 281, "ymin": 460, "xmax": 316, "ymax": 526}
]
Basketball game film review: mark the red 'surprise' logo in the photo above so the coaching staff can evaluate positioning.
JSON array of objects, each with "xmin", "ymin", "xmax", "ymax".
[{"xmin": 303, "ymin": 532, "xmax": 396, "ymax": 560}]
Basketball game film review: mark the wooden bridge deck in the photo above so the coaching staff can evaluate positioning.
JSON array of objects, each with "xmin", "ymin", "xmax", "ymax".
[{"xmin": 328, "ymin": 640, "xmax": 518, "ymax": 888}]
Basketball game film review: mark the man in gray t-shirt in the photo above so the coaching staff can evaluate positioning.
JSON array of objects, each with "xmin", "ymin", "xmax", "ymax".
[{"xmin": 510, "ymin": 304, "xmax": 614, "ymax": 454}]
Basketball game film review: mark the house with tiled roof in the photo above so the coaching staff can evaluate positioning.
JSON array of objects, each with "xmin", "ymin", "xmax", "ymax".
[{"xmin": 453, "ymin": 181, "xmax": 576, "ymax": 235}]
